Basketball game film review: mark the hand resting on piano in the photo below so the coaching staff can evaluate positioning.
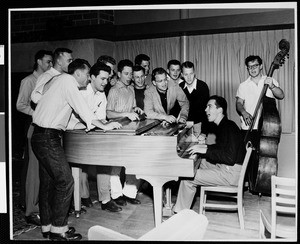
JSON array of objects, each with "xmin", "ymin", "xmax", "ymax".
[{"xmin": 187, "ymin": 144, "xmax": 208, "ymax": 156}]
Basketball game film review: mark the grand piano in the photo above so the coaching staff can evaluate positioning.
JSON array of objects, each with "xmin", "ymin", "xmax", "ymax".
[{"xmin": 63, "ymin": 118, "xmax": 198, "ymax": 227}]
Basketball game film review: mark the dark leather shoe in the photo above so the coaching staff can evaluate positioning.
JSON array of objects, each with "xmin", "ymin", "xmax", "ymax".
[
  {"xmin": 124, "ymin": 196, "xmax": 141, "ymax": 205},
  {"xmin": 101, "ymin": 200, "xmax": 122, "ymax": 212},
  {"xmin": 114, "ymin": 196, "xmax": 127, "ymax": 206},
  {"xmin": 49, "ymin": 229, "xmax": 82, "ymax": 241},
  {"xmin": 25, "ymin": 213, "xmax": 41, "ymax": 226},
  {"xmin": 81, "ymin": 197, "xmax": 93, "ymax": 207},
  {"xmin": 43, "ymin": 227, "xmax": 75, "ymax": 239}
]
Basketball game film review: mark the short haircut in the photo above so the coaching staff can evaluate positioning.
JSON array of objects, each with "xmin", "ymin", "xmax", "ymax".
[
  {"xmin": 97, "ymin": 55, "xmax": 116, "ymax": 65},
  {"xmin": 133, "ymin": 65, "xmax": 145, "ymax": 74},
  {"xmin": 245, "ymin": 55, "xmax": 262, "ymax": 66},
  {"xmin": 134, "ymin": 54, "xmax": 150, "ymax": 66},
  {"xmin": 209, "ymin": 95, "xmax": 227, "ymax": 117},
  {"xmin": 181, "ymin": 61, "xmax": 194, "ymax": 70},
  {"xmin": 33, "ymin": 50, "xmax": 53, "ymax": 70},
  {"xmin": 117, "ymin": 59, "xmax": 133, "ymax": 72},
  {"xmin": 152, "ymin": 67, "xmax": 167, "ymax": 82},
  {"xmin": 68, "ymin": 59, "xmax": 91, "ymax": 75},
  {"xmin": 53, "ymin": 48, "xmax": 72, "ymax": 64},
  {"xmin": 167, "ymin": 59, "xmax": 181, "ymax": 69},
  {"xmin": 90, "ymin": 62, "xmax": 111, "ymax": 77}
]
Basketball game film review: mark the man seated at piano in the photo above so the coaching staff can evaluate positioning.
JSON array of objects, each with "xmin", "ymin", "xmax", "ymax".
[
  {"xmin": 106, "ymin": 59, "xmax": 144, "ymax": 206},
  {"xmin": 66, "ymin": 62, "xmax": 123, "ymax": 213},
  {"xmin": 173, "ymin": 95, "xmax": 245, "ymax": 213},
  {"xmin": 144, "ymin": 67, "xmax": 189, "ymax": 126}
]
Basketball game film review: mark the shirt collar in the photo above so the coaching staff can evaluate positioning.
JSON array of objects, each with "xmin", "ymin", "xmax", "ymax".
[
  {"xmin": 246, "ymin": 75, "xmax": 266, "ymax": 84},
  {"xmin": 32, "ymin": 70, "xmax": 40, "ymax": 79},
  {"xmin": 184, "ymin": 78, "xmax": 197, "ymax": 91}
]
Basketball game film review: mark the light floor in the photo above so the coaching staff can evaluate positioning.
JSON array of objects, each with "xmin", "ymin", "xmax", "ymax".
[{"xmin": 13, "ymin": 187, "xmax": 273, "ymax": 241}]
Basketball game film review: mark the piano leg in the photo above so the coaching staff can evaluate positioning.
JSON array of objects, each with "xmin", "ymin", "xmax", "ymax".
[
  {"xmin": 136, "ymin": 175, "xmax": 178, "ymax": 227},
  {"xmin": 71, "ymin": 166, "xmax": 82, "ymax": 217},
  {"xmin": 163, "ymin": 187, "xmax": 173, "ymax": 217}
]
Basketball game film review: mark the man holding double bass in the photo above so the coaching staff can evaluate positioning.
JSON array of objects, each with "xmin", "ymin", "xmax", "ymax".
[{"xmin": 236, "ymin": 55, "xmax": 285, "ymax": 193}]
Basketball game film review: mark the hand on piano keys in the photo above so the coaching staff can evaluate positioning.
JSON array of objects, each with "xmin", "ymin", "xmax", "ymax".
[
  {"xmin": 103, "ymin": 121, "xmax": 123, "ymax": 131},
  {"xmin": 187, "ymin": 144, "xmax": 208, "ymax": 156}
]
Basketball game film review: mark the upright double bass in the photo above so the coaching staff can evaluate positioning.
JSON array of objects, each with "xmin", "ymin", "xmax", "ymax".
[{"xmin": 245, "ymin": 39, "xmax": 290, "ymax": 195}]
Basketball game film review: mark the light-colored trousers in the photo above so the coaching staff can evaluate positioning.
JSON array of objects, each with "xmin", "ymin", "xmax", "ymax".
[
  {"xmin": 25, "ymin": 124, "xmax": 39, "ymax": 216},
  {"xmin": 110, "ymin": 166, "xmax": 140, "ymax": 199},
  {"xmin": 174, "ymin": 159, "xmax": 242, "ymax": 212},
  {"xmin": 80, "ymin": 172, "xmax": 111, "ymax": 203}
]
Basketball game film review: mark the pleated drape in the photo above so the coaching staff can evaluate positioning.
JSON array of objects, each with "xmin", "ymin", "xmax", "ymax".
[{"xmin": 114, "ymin": 29, "xmax": 295, "ymax": 133}]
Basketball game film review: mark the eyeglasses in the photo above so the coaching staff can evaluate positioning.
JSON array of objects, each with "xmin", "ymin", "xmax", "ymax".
[{"xmin": 247, "ymin": 64, "xmax": 260, "ymax": 70}]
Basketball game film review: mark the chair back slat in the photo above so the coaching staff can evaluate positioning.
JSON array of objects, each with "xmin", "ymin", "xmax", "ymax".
[
  {"xmin": 275, "ymin": 205, "xmax": 296, "ymax": 214},
  {"xmin": 271, "ymin": 175, "xmax": 297, "ymax": 239},
  {"xmin": 276, "ymin": 196, "xmax": 296, "ymax": 205}
]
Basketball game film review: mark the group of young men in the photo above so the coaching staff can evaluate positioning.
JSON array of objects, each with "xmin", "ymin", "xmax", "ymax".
[{"xmin": 16, "ymin": 48, "xmax": 284, "ymax": 240}]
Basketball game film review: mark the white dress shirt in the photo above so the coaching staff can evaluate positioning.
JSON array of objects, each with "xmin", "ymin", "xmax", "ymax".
[
  {"xmin": 33, "ymin": 73, "xmax": 96, "ymax": 131},
  {"xmin": 236, "ymin": 75, "xmax": 279, "ymax": 130},
  {"xmin": 31, "ymin": 67, "xmax": 61, "ymax": 104},
  {"xmin": 67, "ymin": 83, "xmax": 107, "ymax": 130},
  {"xmin": 16, "ymin": 70, "xmax": 40, "ymax": 116}
]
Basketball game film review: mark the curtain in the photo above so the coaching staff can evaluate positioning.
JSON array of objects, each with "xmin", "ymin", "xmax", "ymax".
[
  {"xmin": 114, "ymin": 29, "xmax": 295, "ymax": 133},
  {"xmin": 114, "ymin": 37, "xmax": 181, "ymax": 71}
]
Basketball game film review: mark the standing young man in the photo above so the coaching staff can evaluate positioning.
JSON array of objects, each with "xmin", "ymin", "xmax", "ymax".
[
  {"xmin": 97, "ymin": 55, "xmax": 117, "ymax": 96},
  {"xmin": 106, "ymin": 59, "xmax": 143, "ymax": 206},
  {"xmin": 135, "ymin": 54, "xmax": 151, "ymax": 87},
  {"xmin": 167, "ymin": 59, "xmax": 184, "ymax": 85},
  {"xmin": 236, "ymin": 55, "xmax": 284, "ymax": 190},
  {"xmin": 31, "ymin": 59, "xmax": 117, "ymax": 240},
  {"xmin": 132, "ymin": 65, "xmax": 147, "ymax": 110},
  {"xmin": 67, "ymin": 62, "xmax": 122, "ymax": 212},
  {"xmin": 180, "ymin": 61, "xmax": 210, "ymax": 138},
  {"xmin": 144, "ymin": 67, "xmax": 189, "ymax": 125},
  {"xmin": 16, "ymin": 50, "xmax": 53, "ymax": 225},
  {"xmin": 236, "ymin": 55, "xmax": 284, "ymax": 145},
  {"xmin": 31, "ymin": 48, "xmax": 73, "ymax": 104}
]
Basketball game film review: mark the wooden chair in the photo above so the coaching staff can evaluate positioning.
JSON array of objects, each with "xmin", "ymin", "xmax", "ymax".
[
  {"xmin": 259, "ymin": 175, "xmax": 296, "ymax": 239},
  {"xmin": 199, "ymin": 141, "xmax": 253, "ymax": 229},
  {"xmin": 88, "ymin": 209, "xmax": 208, "ymax": 241}
]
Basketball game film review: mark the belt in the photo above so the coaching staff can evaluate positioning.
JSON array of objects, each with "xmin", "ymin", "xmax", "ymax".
[{"xmin": 32, "ymin": 123, "xmax": 62, "ymax": 134}]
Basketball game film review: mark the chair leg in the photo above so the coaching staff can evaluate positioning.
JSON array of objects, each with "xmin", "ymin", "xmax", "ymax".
[
  {"xmin": 237, "ymin": 195, "xmax": 244, "ymax": 229},
  {"xmin": 199, "ymin": 188, "xmax": 205, "ymax": 214},
  {"xmin": 259, "ymin": 210, "xmax": 267, "ymax": 239}
]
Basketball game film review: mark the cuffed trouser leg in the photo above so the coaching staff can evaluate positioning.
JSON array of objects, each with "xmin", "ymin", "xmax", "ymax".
[
  {"xmin": 110, "ymin": 166, "xmax": 123, "ymax": 199},
  {"xmin": 96, "ymin": 174, "xmax": 111, "ymax": 203},
  {"xmin": 122, "ymin": 174, "xmax": 140, "ymax": 199},
  {"xmin": 32, "ymin": 129, "xmax": 73, "ymax": 234}
]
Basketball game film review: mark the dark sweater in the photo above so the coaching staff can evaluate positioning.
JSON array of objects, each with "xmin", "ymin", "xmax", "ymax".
[
  {"xmin": 204, "ymin": 117, "xmax": 245, "ymax": 166},
  {"xmin": 134, "ymin": 87, "xmax": 146, "ymax": 110},
  {"xmin": 180, "ymin": 79, "xmax": 209, "ymax": 133}
]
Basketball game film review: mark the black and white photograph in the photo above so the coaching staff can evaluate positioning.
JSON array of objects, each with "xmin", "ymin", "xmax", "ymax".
[{"xmin": 0, "ymin": 1, "xmax": 297, "ymax": 242}]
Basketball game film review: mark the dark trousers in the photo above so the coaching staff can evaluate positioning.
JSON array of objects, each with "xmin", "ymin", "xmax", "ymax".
[{"xmin": 31, "ymin": 126, "xmax": 73, "ymax": 229}]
